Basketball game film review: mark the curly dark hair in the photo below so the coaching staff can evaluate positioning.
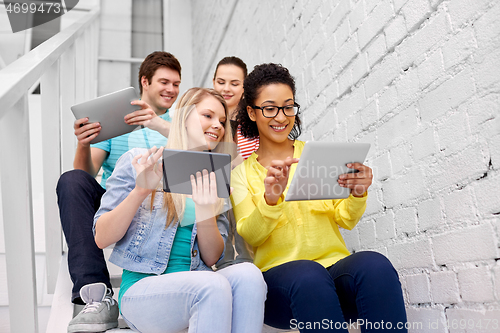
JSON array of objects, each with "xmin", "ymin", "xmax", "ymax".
[{"xmin": 236, "ymin": 63, "xmax": 302, "ymax": 140}]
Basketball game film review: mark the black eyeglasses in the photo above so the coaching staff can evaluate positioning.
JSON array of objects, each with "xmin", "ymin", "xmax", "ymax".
[{"xmin": 252, "ymin": 103, "xmax": 300, "ymax": 118}]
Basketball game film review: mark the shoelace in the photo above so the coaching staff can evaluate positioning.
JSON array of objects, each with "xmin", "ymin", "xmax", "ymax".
[{"xmin": 81, "ymin": 297, "xmax": 116, "ymax": 313}]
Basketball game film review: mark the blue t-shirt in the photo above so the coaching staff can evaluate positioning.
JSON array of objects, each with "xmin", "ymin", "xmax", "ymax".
[
  {"xmin": 118, "ymin": 198, "xmax": 196, "ymax": 309},
  {"xmin": 91, "ymin": 112, "xmax": 171, "ymax": 189}
]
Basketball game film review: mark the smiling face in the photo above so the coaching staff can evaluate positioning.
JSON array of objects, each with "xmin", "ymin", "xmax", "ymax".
[
  {"xmin": 247, "ymin": 83, "xmax": 295, "ymax": 146},
  {"xmin": 141, "ymin": 66, "xmax": 181, "ymax": 114},
  {"xmin": 185, "ymin": 94, "xmax": 227, "ymax": 151},
  {"xmin": 213, "ymin": 64, "xmax": 245, "ymax": 116}
]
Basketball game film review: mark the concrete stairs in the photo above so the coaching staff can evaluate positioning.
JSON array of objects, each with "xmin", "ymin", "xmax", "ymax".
[
  {"xmin": 46, "ymin": 251, "xmax": 300, "ymax": 333},
  {"xmin": 47, "ymin": 251, "xmax": 359, "ymax": 333}
]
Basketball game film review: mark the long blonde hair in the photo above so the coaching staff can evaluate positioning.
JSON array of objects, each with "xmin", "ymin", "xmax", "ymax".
[{"xmin": 152, "ymin": 87, "xmax": 234, "ymax": 227}]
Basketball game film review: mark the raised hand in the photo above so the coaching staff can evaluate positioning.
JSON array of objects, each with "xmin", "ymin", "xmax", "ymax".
[
  {"xmin": 337, "ymin": 162, "xmax": 373, "ymax": 197},
  {"xmin": 264, "ymin": 156, "xmax": 300, "ymax": 205},
  {"xmin": 74, "ymin": 117, "xmax": 101, "ymax": 146},
  {"xmin": 132, "ymin": 146, "xmax": 164, "ymax": 193}
]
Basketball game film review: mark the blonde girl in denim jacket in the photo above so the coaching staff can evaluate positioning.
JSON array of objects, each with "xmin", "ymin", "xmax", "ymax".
[{"xmin": 93, "ymin": 88, "xmax": 251, "ymax": 333}]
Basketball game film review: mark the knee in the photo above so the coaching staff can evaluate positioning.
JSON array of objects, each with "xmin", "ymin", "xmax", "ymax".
[
  {"xmin": 283, "ymin": 260, "xmax": 333, "ymax": 291},
  {"xmin": 202, "ymin": 273, "xmax": 233, "ymax": 299},
  {"xmin": 57, "ymin": 169, "xmax": 93, "ymax": 196},
  {"xmin": 224, "ymin": 263, "xmax": 267, "ymax": 297},
  {"xmin": 232, "ymin": 263, "xmax": 266, "ymax": 288},
  {"xmin": 352, "ymin": 251, "xmax": 398, "ymax": 279},
  {"xmin": 294, "ymin": 260, "xmax": 330, "ymax": 281},
  {"xmin": 265, "ymin": 261, "xmax": 335, "ymax": 305}
]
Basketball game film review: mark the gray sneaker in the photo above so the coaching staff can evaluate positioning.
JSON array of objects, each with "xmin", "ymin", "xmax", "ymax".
[{"xmin": 67, "ymin": 283, "xmax": 119, "ymax": 333}]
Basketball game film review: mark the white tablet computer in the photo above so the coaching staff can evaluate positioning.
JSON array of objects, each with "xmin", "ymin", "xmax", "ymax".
[
  {"xmin": 162, "ymin": 149, "xmax": 231, "ymax": 198},
  {"xmin": 70, "ymin": 87, "xmax": 140, "ymax": 144},
  {"xmin": 285, "ymin": 142, "xmax": 371, "ymax": 201}
]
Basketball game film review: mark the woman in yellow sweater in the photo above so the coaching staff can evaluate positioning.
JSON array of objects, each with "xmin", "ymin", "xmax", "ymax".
[{"xmin": 231, "ymin": 63, "xmax": 407, "ymax": 332}]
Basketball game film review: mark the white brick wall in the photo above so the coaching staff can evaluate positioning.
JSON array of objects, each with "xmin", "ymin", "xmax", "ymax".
[
  {"xmin": 191, "ymin": 0, "xmax": 500, "ymax": 327},
  {"xmin": 430, "ymin": 271, "xmax": 460, "ymax": 304}
]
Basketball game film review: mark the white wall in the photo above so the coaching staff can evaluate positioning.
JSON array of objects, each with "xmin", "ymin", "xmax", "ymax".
[
  {"xmin": 191, "ymin": 0, "xmax": 500, "ymax": 330},
  {"xmin": 164, "ymin": 0, "xmax": 193, "ymax": 96},
  {"xmin": 98, "ymin": 0, "xmax": 132, "ymax": 95}
]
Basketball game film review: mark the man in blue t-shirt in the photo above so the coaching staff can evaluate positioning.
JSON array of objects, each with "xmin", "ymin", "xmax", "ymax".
[{"xmin": 56, "ymin": 51, "xmax": 181, "ymax": 332}]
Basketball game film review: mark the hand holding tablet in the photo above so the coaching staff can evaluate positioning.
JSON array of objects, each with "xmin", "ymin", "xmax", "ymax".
[
  {"xmin": 71, "ymin": 87, "xmax": 141, "ymax": 144},
  {"xmin": 337, "ymin": 162, "xmax": 373, "ymax": 197},
  {"xmin": 284, "ymin": 142, "xmax": 371, "ymax": 201},
  {"xmin": 162, "ymin": 149, "xmax": 231, "ymax": 198}
]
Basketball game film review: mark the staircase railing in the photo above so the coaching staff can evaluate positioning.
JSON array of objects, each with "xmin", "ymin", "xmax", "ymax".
[{"xmin": 0, "ymin": 7, "xmax": 99, "ymax": 333}]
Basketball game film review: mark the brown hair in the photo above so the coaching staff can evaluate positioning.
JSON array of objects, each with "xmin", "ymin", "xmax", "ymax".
[
  {"xmin": 213, "ymin": 56, "xmax": 247, "ymax": 80},
  {"xmin": 138, "ymin": 51, "xmax": 182, "ymax": 95}
]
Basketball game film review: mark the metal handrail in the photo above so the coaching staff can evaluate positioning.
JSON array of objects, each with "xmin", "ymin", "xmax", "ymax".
[{"xmin": 0, "ymin": 7, "xmax": 99, "ymax": 333}]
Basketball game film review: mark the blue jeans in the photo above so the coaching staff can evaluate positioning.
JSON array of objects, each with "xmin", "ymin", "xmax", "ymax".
[
  {"xmin": 121, "ymin": 271, "xmax": 232, "ymax": 333},
  {"xmin": 56, "ymin": 169, "xmax": 111, "ymax": 303},
  {"xmin": 262, "ymin": 252, "xmax": 407, "ymax": 332},
  {"xmin": 121, "ymin": 263, "xmax": 266, "ymax": 333},
  {"xmin": 216, "ymin": 262, "xmax": 267, "ymax": 333}
]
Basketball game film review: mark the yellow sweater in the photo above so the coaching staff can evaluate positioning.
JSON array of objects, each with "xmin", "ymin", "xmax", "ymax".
[{"xmin": 231, "ymin": 140, "xmax": 368, "ymax": 272}]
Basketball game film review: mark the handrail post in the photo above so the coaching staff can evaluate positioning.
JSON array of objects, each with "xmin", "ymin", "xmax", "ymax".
[
  {"xmin": 91, "ymin": 18, "xmax": 99, "ymax": 98},
  {"xmin": 75, "ymin": 36, "xmax": 85, "ymax": 105},
  {"xmin": 60, "ymin": 44, "xmax": 77, "ymax": 174},
  {"xmin": 41, "ymin": 60, "xmax": 63, "ymax": 294},
  {"xmin": 0, "ymin": 95, "xmax": 39, "ymax": 333}
]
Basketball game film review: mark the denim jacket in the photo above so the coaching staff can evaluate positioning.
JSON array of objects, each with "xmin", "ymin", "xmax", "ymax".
[{"xmin": 93, "ymin": 148, "xmax": 229, "ymax": 274}]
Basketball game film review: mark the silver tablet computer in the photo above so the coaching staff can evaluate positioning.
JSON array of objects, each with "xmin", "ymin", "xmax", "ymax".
[
  {"xmin": 285, "ymin": 142, "xmax": 371, "ymax": 201},
  {"xmin": 162, "ymin": 149, "xmax": 231, "ymax": 198},
  {"xmin": 70, "ymin": 87, "xmax": 140, "ymax": 144}
]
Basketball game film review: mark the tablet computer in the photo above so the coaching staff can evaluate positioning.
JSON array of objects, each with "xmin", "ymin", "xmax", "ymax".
[
  {"xmin": 162, "ymin": 149, "xmax": 231, "ymax": 198},
  {"xmin": 70, "ymin": 87, "xmax": 140, "ymax": 144},
  {"xmin": 284, "ymin": 142, "xmax": 371, "ymax": 201}
]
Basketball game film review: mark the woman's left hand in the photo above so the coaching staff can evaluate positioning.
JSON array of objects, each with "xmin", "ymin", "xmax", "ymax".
[
  {"xmin": 191, "ymin": 169, "xmax": 219, "ymax": 221},
  {"xmin": 337, "ymin": 162, "xmax": 373, "ymax": 197}
]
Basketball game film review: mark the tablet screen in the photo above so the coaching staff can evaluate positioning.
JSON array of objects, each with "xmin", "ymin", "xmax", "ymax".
[
  {"xmin": 70, "ymin": 87, "xmax": 140, "ymax": 144},
  {"xmin": 162, "ymin": 149, "xmax": 231, "ymax": 198},
  {"xmin": 285, "ymin": 142, "xmax": 370, "ymax": 201}
]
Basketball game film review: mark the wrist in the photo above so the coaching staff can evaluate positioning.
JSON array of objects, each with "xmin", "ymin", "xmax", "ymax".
[
  {"xmin": 77, "ymin": 141, "xmax": 91, "ymax": 149},
  {"xmin": 195, "ymin": 204, "xmax": 217, "ymax": 222},
  {"xmin": 264, "ymin": 194, "xmax": 277, "ymax": 206},
  {"xmin": 264, "ymin": 193, "xmax": 284, "ymax": 206},
  {"xmin": 351, "ymin": 190, "xmax": 367, "ymax": 198},
  {"xmin": 132, "ymin": 187, "xmax": 152, "ymax": 199}
]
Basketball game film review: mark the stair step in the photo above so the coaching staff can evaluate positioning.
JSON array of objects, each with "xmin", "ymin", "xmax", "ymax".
[
  {"xmin": 49, "ymin": 252, "xmax": 359, "ymax": 333},
  {"xmin": 110, "ymin": 276, "xmax": 122, "ymax": 288}
]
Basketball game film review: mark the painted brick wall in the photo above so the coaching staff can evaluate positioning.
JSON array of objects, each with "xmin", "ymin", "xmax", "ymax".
[{"xmin": 192, "ymin": 0, "xmax": 500, "ymax": 330}]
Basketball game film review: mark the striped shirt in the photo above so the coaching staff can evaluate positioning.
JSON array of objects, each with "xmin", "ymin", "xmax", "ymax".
[
  {"xmin": 236, "ymin": 125, "xmax": 259, "ymax": 160},
  {"xmin": 91, "ymin": 112, "xmax": 171, "ymax": 189}
]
